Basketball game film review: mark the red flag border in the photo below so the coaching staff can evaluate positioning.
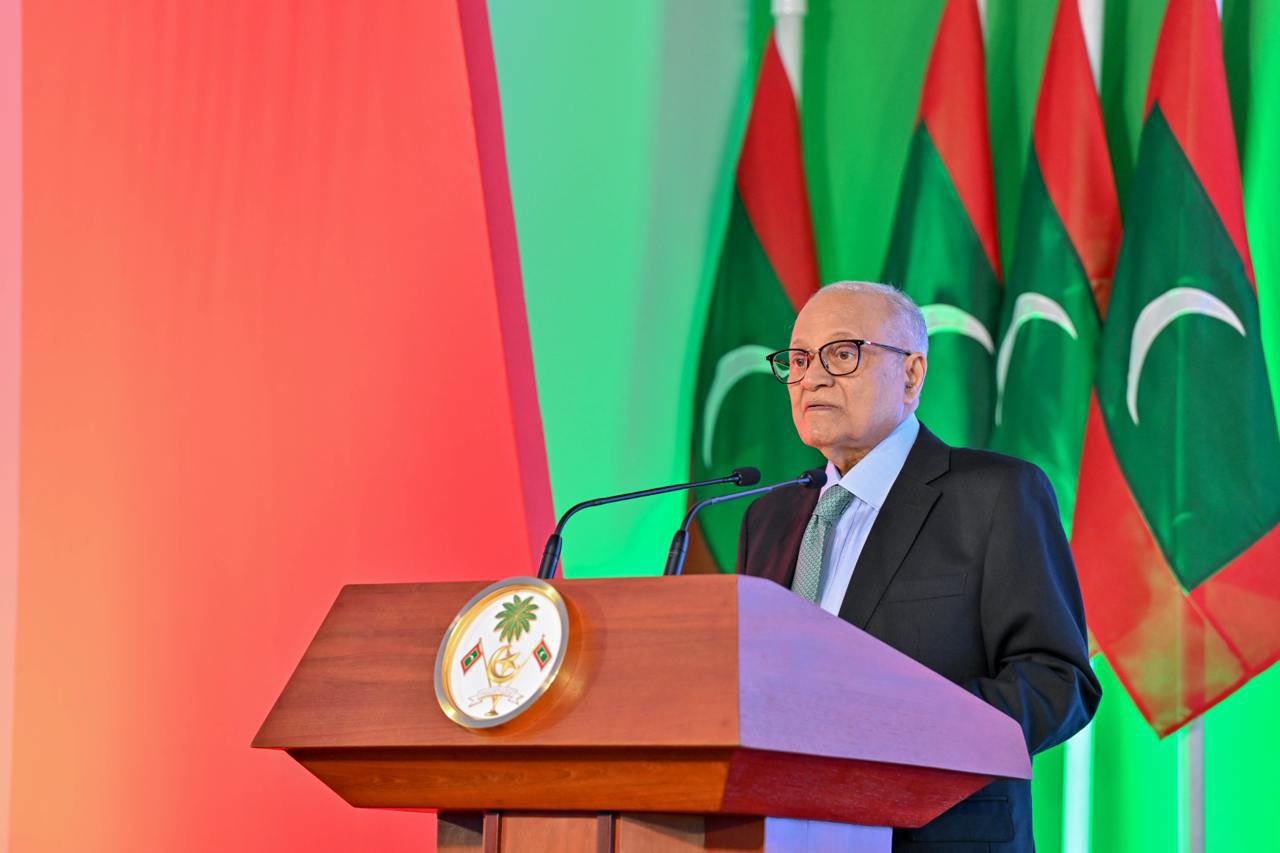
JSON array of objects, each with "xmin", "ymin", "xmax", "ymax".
[
  {"xmin": 736, "ymin": 33, "xmax": 820, "ymax": 313},
  {"xmin": 916, "ymin": 0, "xmax": 1002, "ymax": 280},
  {"xmin": 1031, "ymin": 0, "xmax": 1120, "ymax": 314},
  {"xmin": 1074, "ymin": 397, "xmax": 1280, "ymax": 736},
  {"xmin": 1144, "ymin": 0, "xmax": 1254, "ymax": 284}
]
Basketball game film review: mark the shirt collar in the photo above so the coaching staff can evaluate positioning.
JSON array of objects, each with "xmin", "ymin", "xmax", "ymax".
[{"xmin": 820, "ymin": 415, "xmax": 920, "ymax": 511}]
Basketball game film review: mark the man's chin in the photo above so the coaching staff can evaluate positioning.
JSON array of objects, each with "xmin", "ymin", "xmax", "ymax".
[
  {"xmin": 797, "ymin": 428, "xmax": 840, "ymax": 453},
  {"xmin": 801, "ymin": 408, "xmax": 845, "ymax": 437}
]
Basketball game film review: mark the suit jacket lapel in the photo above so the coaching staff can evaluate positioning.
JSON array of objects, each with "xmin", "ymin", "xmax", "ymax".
[
  {"xmin": 768, "ymin": 486, "xmax": 819, "ymax": 589},
  {"xmin": 837, "ymin": 425, "xmax": 949, "ymax": 629}
]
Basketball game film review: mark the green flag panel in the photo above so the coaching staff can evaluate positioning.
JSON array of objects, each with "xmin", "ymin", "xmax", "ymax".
[
  {"xmin": 990, "ymin": 155, "xmax": 1101, "ymax": 530},
  {"xmin": 883, "ymin": 127, "xmax": 1001, "ymax": 449},
  {"xmin": 1097, "ymin": 108, "xmax": 1280, "ymax": 590},
  {"xmin": 691, "ymin": 194, "xmax": 821, "ymax": 568}
]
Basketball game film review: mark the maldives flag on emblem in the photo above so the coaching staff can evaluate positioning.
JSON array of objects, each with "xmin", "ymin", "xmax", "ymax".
[
  {"xmin": 460, "ymin": 640, "xmax": 483, "ymax": 675},
  {"xmin": 533, "ymin": 637, "xmax": 552, "ymax": 670},
  {"xmin": 1072, "ymin": 0, "xmax": 1280, "ymax": 736}
]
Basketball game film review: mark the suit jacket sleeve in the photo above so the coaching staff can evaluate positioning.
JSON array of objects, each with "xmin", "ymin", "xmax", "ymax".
[
  {"xmin": 970, "ymin": 462, "xmax": 1102, "ymax": 755},
  {"xmin": 735, "ymin": 499, "xmax": 751, "ymax": 573}
]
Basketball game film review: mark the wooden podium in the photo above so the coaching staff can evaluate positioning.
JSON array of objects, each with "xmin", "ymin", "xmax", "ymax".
[{"xmin": 254, "ymin": 574, "xmax": 1029, "ymax": 851}]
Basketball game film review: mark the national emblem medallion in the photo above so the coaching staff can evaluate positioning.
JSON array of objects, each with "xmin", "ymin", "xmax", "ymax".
[{"xmin": 434, "ymin": 577, "xmax": 568, "ymax": 728}]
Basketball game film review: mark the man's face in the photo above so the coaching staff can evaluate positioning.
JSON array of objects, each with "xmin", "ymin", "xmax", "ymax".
[{"xmin": 787, "ymin": 290, "xmax": 925, "ymax": 468}]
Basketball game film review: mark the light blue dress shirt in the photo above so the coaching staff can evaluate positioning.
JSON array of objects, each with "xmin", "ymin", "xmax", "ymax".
[{"xmin": 815, "ymin": 414, "xmax": 921, "ymax": 617}]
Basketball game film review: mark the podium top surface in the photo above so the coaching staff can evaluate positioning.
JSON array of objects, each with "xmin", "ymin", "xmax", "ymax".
[{"xmin": 255, "ymin": 574, "xmax": 1028, "ymax": 783}]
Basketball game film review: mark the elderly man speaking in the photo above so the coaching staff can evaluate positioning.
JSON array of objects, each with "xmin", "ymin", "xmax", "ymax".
[{"xmin": 737, "ymin": 281, "xmax": 1100, "ymax": 852}]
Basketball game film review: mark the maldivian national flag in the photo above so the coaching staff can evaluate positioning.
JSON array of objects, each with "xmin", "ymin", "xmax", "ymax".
[
  {"xmin": 460, "ymin": 640, "xmax": 483, "ymax": 675},
  {"xmin": 533, "ymin": 637, "xmax": 552, "ymax": 670},
  {"xmin": 690, "ymin": 33, "xmax": 821, "ymax": 569},
  {"xmin": 989, "ymin": 0, "xmax": 1120, "ymax": 532},
  {"xmin": 1072, "ymin": 0, "xmax": 1280, "ymax": 736},
  {"xmin": 882, "ymin": 0, "xmax": 1001, "ymax": 449}
]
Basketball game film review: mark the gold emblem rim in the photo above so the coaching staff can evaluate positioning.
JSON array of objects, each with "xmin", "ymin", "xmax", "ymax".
[{"xmin": 433, "ymin": 576, "xmax": 569, "ymax": 729}]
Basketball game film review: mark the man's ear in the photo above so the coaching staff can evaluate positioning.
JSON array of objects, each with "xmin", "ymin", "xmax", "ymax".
[{"xmin": 904, "ymin": 353, "xmax": 927, "ymax": 402}]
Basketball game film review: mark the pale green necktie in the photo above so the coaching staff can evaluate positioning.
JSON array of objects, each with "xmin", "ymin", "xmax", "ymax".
[{"xmin": 791, "ymin": 485, "xmax": 855, "ymax": 604}]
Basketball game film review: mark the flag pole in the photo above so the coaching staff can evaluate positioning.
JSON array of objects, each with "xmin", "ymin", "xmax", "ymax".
[
  {"xmin": 1062, "ymin": 718, "xmax": 1095, "ymax": 853},
  {"xmin": 1079, "ymin": 0, "xmax": 1104, "ymax": 91},
  {"xmin": 1064, "ymin": 3, "xmax": 1103, "ymax": 851},
  {"xmin": 1179, "ymin": 716, "xmax": 1205, "ymax": 853},
  {"xmin": 771, "ymin": 0, "xmax": 806, "ymax": 100},
  {"xmin": 1177, "ymin": 0, "xmax": 1215, "ymax": 840},
  {"xmin": 1183, "ymin": 8, "xmax": 1214, "ymax": 847}
]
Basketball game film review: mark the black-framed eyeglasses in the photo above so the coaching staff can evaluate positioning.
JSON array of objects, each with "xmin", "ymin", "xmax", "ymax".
[{"xmin": 765, "ymin": 339, "xmax": 913, "ymax": 384}]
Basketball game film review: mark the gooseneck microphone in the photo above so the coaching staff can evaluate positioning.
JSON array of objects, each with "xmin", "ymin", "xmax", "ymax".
[
  {"xmin": 662, "ymin": 467, "xmax": 827, "ymax": 577},
  {"xmin": 536, "ymin": 466, "xmax": 761, "ymax": 579}
]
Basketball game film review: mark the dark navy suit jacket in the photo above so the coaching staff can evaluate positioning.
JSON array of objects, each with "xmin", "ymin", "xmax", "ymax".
[{"xmin": 737, "ymin": 423, "xmax": 1101, "ymax": 852}]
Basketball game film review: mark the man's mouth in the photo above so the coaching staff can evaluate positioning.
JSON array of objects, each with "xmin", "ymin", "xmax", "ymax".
[{"xmin": 804, "ymin": 401, "xmax": 838, "ymax": 413}]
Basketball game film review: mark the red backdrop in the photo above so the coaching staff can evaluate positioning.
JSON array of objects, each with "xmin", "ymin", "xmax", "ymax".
[{"xmin": 8, "ymin": 1, "xmax": 550, "ymax": 849}]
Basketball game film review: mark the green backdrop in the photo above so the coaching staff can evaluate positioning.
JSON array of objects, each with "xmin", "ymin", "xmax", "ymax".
[{"xmin": 488, "ymin": 1, "xmax": 1280, "ymax": 849}]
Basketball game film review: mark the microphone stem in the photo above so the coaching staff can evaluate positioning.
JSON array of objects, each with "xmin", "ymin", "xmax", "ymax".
[
  {"xmin": 665, "ymin": 471, "xmax": 821, "ymax": 576},
  {"xmin": 536, "ymin": 533, "xmax": 563, "ymax": 580},
  {"xmin": 662, "ymin": 529, "xmax": 689, "ymax": 577},
  {"xmin": 538, "ymin": 471, "xmax": 745, "ymax": 579},
  {"xmin": 677, "ymin": 478, "xmax": 803, "ymax": 530}
]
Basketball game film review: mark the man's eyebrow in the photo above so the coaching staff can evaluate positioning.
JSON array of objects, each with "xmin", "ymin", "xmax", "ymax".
[{"xmin": 790, "ymin": 331, "xmax": 861, "ymax": 346}]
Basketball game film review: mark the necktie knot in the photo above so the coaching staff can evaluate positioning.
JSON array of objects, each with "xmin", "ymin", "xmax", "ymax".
[{"xmin": 813, "ymin": 485, "xmax": 854, "ymax": 524}]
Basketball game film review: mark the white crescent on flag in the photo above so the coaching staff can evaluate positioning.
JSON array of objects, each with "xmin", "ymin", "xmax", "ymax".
[
  {"xmin": 994, "ymin": 292, "xmax": 1079, "ymax": 426},
  {"xmin": 702, "ymin": 344, "xmax": 775, "ymax": 466},
  {"xmin": 920, "ymin": 303, "xmax": 995, "ymax": 354},
  {"xmin": 1126, "ymin": 286, "xmax": 1246, "ymax": 425}
]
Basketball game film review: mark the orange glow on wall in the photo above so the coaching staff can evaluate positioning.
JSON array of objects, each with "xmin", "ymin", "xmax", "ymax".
[{"xmin": 9, "ymin": 1, "xmax": 548, "ymax": 850}]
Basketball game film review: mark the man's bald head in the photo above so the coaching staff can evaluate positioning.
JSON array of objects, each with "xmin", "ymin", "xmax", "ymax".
[{"xmin": 806, "ymin": 281, "xmax": 928, "ymax": 355}]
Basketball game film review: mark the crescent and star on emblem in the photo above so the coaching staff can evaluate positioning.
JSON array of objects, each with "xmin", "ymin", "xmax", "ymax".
[{"xmin": 435, "ymin": 578, "xmax": 568, "ymax": 729}]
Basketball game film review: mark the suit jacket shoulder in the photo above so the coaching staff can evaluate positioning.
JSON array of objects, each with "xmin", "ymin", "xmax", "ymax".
[{"xmin": 946, "ymin": 444, "xmax": 1058, "ymax": 500}]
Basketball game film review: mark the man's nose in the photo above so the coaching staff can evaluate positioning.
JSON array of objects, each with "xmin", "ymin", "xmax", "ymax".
[{"xmin": 800, "ymin": 359, "xmax": 834, "ymax": 390}]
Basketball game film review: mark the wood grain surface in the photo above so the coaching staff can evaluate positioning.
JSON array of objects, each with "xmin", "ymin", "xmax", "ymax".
[
  {"xmin": 290, "ymin": 747, "xmax": 733, "ymax": 812},
  {"xmin": 615, "ymin": 814, "xmax": 704, "ymax": 851},
  {"xmin": 256, "ymin": 575, "xmax": 1028, "ymax": 828},
  {"xmin": 438, "ymin": 813, "xmax": 890, "ymax": 852},
  {"xmin": 254, "ymin": 576, "xmax": 740, "ymax": 750},
  {"xmin": 498, "ymin": 812, "xmax": 604, "ymax": 853},
  {"xmin": 721, "ymin": 749, "xmax": 988, "ymax": 828}
]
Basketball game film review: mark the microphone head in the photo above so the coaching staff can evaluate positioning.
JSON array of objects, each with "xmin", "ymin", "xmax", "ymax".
[
  {"xmin": 799, "ymin": 467, "xmax": 827, "ymax": 489},
  {"xmin": 732, "ymin": 466, "xmax": 762, "ymax": 487}
]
